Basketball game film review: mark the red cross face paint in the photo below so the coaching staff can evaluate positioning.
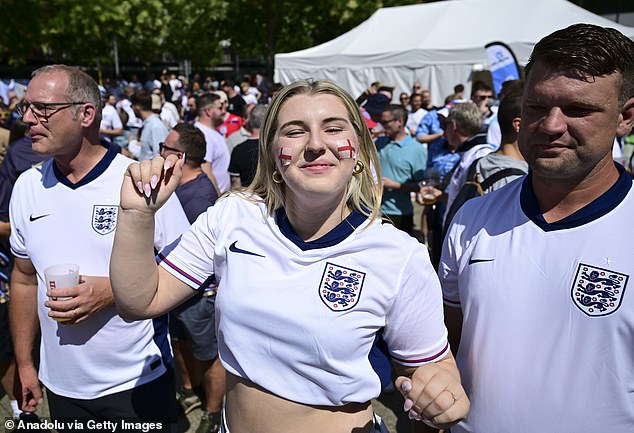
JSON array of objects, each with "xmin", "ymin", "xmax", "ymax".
[
  {"xmin": 279, "ymin": 146, "xmax": 293, "ymax": 166},
  {"xmin": 336, "ymin": 138, "xmax": 357, "ymax": 160}
]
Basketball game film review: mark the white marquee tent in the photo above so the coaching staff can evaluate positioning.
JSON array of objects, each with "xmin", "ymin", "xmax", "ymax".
[{"xmin": 274, "ymin": 0, "xmax": 634, "ymax": 106}]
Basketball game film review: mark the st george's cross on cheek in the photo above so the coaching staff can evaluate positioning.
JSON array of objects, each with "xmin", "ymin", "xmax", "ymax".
[
  {"xmin": 279, "ymin": 146, "xmax": 293, "ymax": 166},
  {"xmin": 335, "ymin": 138, "xmax": 357, "ymax": 160}
]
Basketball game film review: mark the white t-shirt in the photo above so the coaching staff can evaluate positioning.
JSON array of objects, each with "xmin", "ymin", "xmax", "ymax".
[
  {"xmin": 116, "ymin": 98, "xmax": 142, "ymax": 129},
  {"xmin": 406, "ymin": 108, "xmax": 427, "ymax": 135},
  {"xmin": 100, "ymin": 104, "xmax": 123, "ymax": 139},
  {"xmin": 444, "ymin": 134, "xmax": 494, "ymax": 222},
  {"xmin": 10, "ymin": 149, "xmax": 190, "ymax": 399},
  {"xmin": 241, "ymin": 93, "xmax": 258, "ymax": 105},
  {"xmin": 194, "ymin": 121, "xmax": 231, "ymax": 193},
  {"xmin": 159, "ymin": 195, "xmax": 449, "ymax": 406},
  {"xmin": 441, "ymin": 170, "xmax": 634, "ymax": 432},
  {"xmin": 160, "ymin": 102, "xmax": 180, "ymax": 129}
]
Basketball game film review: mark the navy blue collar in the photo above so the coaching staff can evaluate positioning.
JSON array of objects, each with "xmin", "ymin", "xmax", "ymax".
[
  {"xmin": 53, "ymin": 145, "xmax": 118, "ymax": 190},
  {"xmin": 457, "ymin": 133, "xmax": 488, "ymax": 153},
  {"xmin": 520, "ymin": 163, "xmax": 632, "ymax": 232},
  {"xmin": 276, "ymin": 208, "xmax": 367, "ymax": 251}
]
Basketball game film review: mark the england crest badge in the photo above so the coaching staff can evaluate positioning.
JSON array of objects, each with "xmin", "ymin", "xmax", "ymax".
[
  {"xmin": 571, "ymin": 263, "xmax": 628, "ymax": 317},
  {"xmin": 92, "ymin": 205, "xmax": 118, "ymax": 235},
  {"xmin": 319, "ymin": 262, "xmax": 365, "ymax": 312}
]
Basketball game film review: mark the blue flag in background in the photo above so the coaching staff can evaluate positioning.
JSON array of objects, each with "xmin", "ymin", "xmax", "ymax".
[{"xmin": 485, "ymin": 42, "xmax": 521, "ymax": 97}]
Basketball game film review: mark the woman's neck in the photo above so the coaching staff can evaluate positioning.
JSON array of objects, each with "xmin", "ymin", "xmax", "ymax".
[{"xmin": 283, "ymin": 195, "xmax": 351, "ymax": 242}]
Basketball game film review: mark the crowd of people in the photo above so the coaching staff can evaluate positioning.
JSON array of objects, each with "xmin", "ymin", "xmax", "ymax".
[{"xmin": 0, "ymin": 22, "xmax": 633, "ymax": 433}]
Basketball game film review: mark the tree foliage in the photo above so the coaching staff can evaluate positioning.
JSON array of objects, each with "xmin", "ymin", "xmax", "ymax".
[{"xmin": 0, "ymin": 0, "xmax": 426, "ymax": 75}]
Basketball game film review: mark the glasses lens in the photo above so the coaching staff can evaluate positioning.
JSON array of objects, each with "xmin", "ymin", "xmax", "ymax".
[
  {"xmin": 32, "ymin": 102, "xmax": 47, "ymax": 117},
  {"xmin": 19, "ymin": 101, "xmax": 48, "ymax": 118}
]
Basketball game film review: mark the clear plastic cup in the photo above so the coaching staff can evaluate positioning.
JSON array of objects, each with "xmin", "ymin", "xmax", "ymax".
[{"xmin": 44, "ymin": 264, "xmax": 79, "ymax": 321}]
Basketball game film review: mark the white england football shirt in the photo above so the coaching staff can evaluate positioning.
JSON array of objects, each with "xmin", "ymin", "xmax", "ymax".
[
  {"xmin": 194, "ymin": 121, "xmax": 231, "ymax": 193},
  {"xmin": 10, "ymin": 148, "xmax": 190, "ymax": 399},
  {"xmin": 160, "ymin": 194, "xmax": 449, "ymax": 406},
  {"xmin": 441, "ymin": 168, "xmax": 634, "ymax": 432}
]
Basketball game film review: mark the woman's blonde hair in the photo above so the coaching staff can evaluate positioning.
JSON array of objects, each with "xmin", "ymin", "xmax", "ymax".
[{"xmin": 246, "ymin": 80, "xmax": 382, "ymax": 223}]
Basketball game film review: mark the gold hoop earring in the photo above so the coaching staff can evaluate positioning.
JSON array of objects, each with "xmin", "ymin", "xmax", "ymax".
[
  {"xmin": 352, "ymin": 160, "xmax": 365, "ymax": 176},
  {"xmin": 272, "ymin": 170, "xmax": 284, "ymax": 184}
]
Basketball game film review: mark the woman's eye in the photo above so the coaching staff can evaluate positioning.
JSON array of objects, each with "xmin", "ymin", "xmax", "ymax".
[{"xmin": 285, "ymin": 129, "xmax": 304, "ymax": 137}]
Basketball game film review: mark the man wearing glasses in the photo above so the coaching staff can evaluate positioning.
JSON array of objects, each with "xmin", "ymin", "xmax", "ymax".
[
  {"xmin": 159, "ymin": 123, "xmax": 224, "ymax": 433},
  {"xmin": 471, "ymin": 81, "xmax": 496, "ymax": 132},
  {"xmin": 376, "ymin": 104, "xmax": 426, "ymax": 236},
  {"xmin": 9, "ymin": 65, "xmax": 188, "ymax": 426}
]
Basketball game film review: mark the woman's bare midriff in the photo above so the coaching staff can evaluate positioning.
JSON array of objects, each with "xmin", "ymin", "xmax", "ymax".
[{"xmin": 225, "ymin": 373, "xmax": 375, "ymax": 433}]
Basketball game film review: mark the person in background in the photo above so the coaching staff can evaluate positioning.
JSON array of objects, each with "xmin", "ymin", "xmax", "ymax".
[
  {"xmin": 160, "ymin": 123, "xmax": 223, "ymax": 433},
  {"xmin": 420, "ymin": 89, "xmax": 436, "ymax": 112},
  {"xmin": 194, "ymin": 93, "xmax": 230, "ymax": 193},
  {"xmin": 452, "ymin": 84, "xmax": 465, "ymax": 100},
  {"xmin": 356, "ymin": 81, "xmax": 382, "ymax": 106},
  {"xmin": 443, "ymin": 94, "xmax": 527, "ymax": 230},
  {"xmin": 129, "ymin": 89, "xmax": 169, "ymax": 160},
  {"xmin": 184, "ymin": 95, "xmax": 198, "ymax": 123},
  {"xmin": 228, "ymin": 105, "xmax": 267, "ymax": 189},
  {"xmin": 152, "ymin": 87, "xmax": 180, "ymax": 130},
  {"xmin": 464, "ymin": 94, "xmax": 526, "ymax": 194},
  {"xmin": 411, "ymin": 80, "xmax": 423, "ymax": 96},
  {"xmin": 110, "ymin": 79, "xmax": 469, "ymax": 433},
  {"xmin": 376, "ymin": 104, "xmax": 427, "ymax": 236},
  {"xmin": 485, "ymin": 79, "xmax": 524, "ymax": 148},
  {"xmin": 99, "ymin": 93, "xmax": 124, "ymax": 145},
  {"xmin": 213, "ymin": 90, "xmax": 243, "ymax": 139},
  {"xmin": 240, "ymin": 82, "xmax": 260, "ymax": 106},
  {"xmin": 406, "ymin": 93, "xmax": 426, "ymax": 137},
  {"xmin": 0, "ymin": 103, "xmax": 11, "ymax": 162},
  {"xmin": 361, "ymin": 93, "xmax": 390, "ymax": 138},
  {"xmin": 470, "ymin": 81, "xmax": 496, "ymax": 132},
  {"xmin": 116, "ymin": 86, "xmax": 143, "ymax": 149},
  {"xmin": 399, "ymin": 92, "xmax": 410, "ymax": 111},
  {"xmin": 419, "ymin": 103, "xmax": 492, "ymax": 224},
  {"xmin": 418, "ymin": 102, "xmax": 493, "ymax": 267},
  {"xmin": 222, "ymin": 80, "xmax": 246, "ymax": 118}
]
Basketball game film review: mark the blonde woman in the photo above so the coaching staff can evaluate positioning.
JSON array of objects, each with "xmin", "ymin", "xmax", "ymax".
[{"xmin": 111, "ymin": 80, "xmax": 469, "ymax": 433}]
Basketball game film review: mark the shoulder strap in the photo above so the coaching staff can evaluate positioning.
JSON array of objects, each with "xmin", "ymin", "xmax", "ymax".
[
  {"xmin": 438, "ymin": 157, "xmax": 462, "ymax": 190},
  {"xmin": 441, "ymin": 165, "xmax": 525, "ymax": 241},
  {"xmin": 480, "ymin": 167, "xmax": 526, "ymax": 190}
]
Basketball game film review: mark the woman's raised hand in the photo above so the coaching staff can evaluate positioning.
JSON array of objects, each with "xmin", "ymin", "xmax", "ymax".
[{"xmin": 119, "ymin": 154, "xmax": 184, "ymax": 214}]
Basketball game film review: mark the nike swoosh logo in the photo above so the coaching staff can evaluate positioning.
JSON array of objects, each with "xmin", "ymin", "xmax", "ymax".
[
  {"xmin": 468, "ymin": 258, "xmax": 495, "ymax": 265},
  {"xmin": 229, "ymin": 241, "xmax": 265, "ymax": 258},
  {"xmin": 29, "ymin": 214, "xmax": 50, "ymax": 222}
]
